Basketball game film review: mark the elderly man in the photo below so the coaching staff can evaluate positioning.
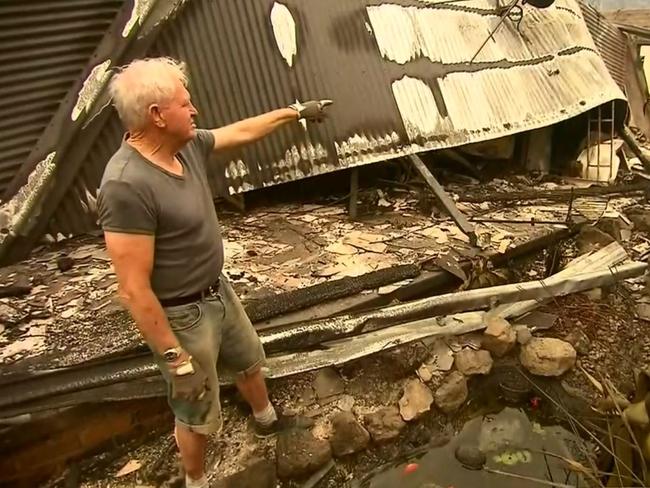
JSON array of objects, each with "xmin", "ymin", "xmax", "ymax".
[{"xmin": 97, "ymin": 57, "xmax": 331, "ymax": 488}]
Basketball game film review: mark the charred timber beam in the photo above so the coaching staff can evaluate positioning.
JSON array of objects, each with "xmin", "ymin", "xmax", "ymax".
[
  {"xmin": 619, "ymin": 126, "xmax": 650, "ymax": 173},
  {"xmin": 246, "ymin": 263, "xmax": 420, "ymax": 324},
  {"xmin": 458, "ymin": 182, "xmax": 649, "ymax": 203},
  {"xmin": 409, "ymin": 154, "xmax": 477, "ymax": 245}
]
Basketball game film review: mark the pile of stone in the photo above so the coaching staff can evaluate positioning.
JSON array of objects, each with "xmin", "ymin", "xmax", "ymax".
[{"xmin": 265, "ymin": 312, "xmax": 580, "ymax": 483}]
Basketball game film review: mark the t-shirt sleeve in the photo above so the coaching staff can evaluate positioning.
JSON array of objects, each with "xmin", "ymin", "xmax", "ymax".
[
  {"xmin": 194, "ymin": 129, "xmax": 215, "ymax": 159},
  {"xmin": 97, "ymin": 179, "xmax": 156, "ymax": 235}
]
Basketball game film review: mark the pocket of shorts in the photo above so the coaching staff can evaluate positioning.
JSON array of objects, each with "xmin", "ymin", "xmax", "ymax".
[{"xmin": 165, "ymin": 303, "xmax": 203, "ymax": 332}]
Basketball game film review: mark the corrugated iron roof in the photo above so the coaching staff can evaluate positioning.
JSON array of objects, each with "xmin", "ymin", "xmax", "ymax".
[
  {"xmin": 0, "ymin": 0, "xmax": 124, "ymax": 195},
  {"xmin": 0, "ymin": 0, "xmax": 629, "ymax": 263},
  {"xmin": 141, "ymin": 0, "xmax": 623, "ymax": 196}
]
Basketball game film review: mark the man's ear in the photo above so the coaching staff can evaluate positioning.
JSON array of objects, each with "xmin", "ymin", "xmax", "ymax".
[{"xmin": 149, "ymin": 104, "xmax": 166, "ymax": 128}]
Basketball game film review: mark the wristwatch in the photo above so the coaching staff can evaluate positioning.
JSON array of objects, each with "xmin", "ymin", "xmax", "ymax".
[{"xmin": 163, "ymin": 346, "xmax": 183, "ymax": 363}]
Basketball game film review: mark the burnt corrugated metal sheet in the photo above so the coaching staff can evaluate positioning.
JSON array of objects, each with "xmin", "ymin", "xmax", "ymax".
[
  {"xmin": 0, "ymin": 0, "xmax": 124, "ymax": 196},
  {"xmin": 144, "ymin": 0, "xmax": 623, "ymax": 197},
  {"xmin": 12, "ymin": 0, "xmax": 630, "ymax": 246},
  {"xmin": 579, "ymin": 0, "xmax": 629, "ymax": 88}
]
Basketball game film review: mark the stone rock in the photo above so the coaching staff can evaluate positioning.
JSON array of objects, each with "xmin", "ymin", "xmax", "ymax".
[
  {"xmin": 482, "ymin": 316, "xmax": 516, "ymax": 357},
  {"xmin": 520, "ymin": 338, "xmax": 577, "ymax": 377},
  {"xmin": 337, "ymin": 395, "xmax": 355, "ymax": 412},
  {"xmin": 364, "ymin": 406, "xmax": 406, "ymax": 443},
  {"xmin": 417, "ymin": 362, "xmax": 435, "ymax": 382},
  {"xmin": 582, "ymin": 288, "xmax": 602, "ymax": 301},
  {"xmin": 577, "ymin": 226, "xmax": 615, "ymax": 254},
  {"xmin": 383, "ymin": 342, "xmax": 431, "ymax": 377},
  {"xmin": 276, "ymin": 429, "xmax": 332, "ymax": 479},
  {"xmin": 454, "ymin": 349, "xmax": 493, "ymax": 376},
  {"xmin": 329, "ymin": 411, "xmax": 370, "ymax": 457},
  {"xmin": 564, "ymin": 330, "xmax": 591, "ymax": 355},
  {"xmin": 299, "ymin": 386, "xmax": 316, "ymax": 406},
  {"xmin": 514, "ymin": 325, "xmax": 533, "ymax": 345},
  {"xmin": 434, "ymin": 371, "xmax": 468, "ymax": 414},
  {"xmin": 626, "ymin": 207, "xmax": 650, "ymax": 232},
  {"xmin": 56, "ymin": 255, "xmax": 74, "ymax": 272},
  {"xmin": 637, "ymin": 303, "xmax": 650, "ymax": 322},
  {"xmin": 313, "ymin": 368, "xmax": 345, "ymax": 400},
  {"xmin": 455, "ymin": 445, "xmax": 486, "ymax": 470},
  {"xmin": 596, "ymin": 217, "xmax": 631, "ymax": 242},
  {"xmin": 399, "ymin": 379, "xmax": 434, "ymax": 421},
  {"xmin": 222, "ymin": 458, "xmax": 277, "ymax": 488}
]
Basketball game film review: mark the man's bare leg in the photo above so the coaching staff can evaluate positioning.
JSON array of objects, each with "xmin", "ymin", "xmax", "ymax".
[
  {"xmin": 235, "ymin": 367, "xmax": 271, "ymax": 413},
  {"xmin": 174, "ymin": 424, "xmax": 208, "ymax": 484}
]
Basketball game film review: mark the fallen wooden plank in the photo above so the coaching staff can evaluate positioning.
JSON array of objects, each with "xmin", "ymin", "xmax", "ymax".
[{"xmin": 409, "ymin": 154, "xmax": 477, "ymax": 245}]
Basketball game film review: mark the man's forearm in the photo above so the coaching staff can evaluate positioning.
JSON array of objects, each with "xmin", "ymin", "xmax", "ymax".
[
  {"xmin": 123, "ymin": 287, "xmax": 179, "ymax": 355},
  {"xmin": 228, "ymin": 108, "xmax": 298, "ymax": 145}
]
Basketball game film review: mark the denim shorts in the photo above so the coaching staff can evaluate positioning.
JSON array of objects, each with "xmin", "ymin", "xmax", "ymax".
[{"xmin": 153, "ymin": 275, "xmax": 266, "ymax": 434}]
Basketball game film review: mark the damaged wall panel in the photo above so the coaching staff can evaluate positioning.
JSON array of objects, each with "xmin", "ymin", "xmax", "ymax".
[
  {"xmin": 63, "ymin": 0, "xmax": 625, "ymax": 215},
  {"xmin": 150, "ymin": 0, "xmax": 626, "ymax": 197},
  {"xmin": 1, "ymin": 0, "xmax": 629, "ymax": 259},
  {"xmin": 0, "ymin": 0, "xmax": 124, "ymax": 195}
]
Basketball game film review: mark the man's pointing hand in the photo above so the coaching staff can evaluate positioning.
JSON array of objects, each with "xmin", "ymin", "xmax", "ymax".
[{"xmin": 289, "ymin": 99, "xmax": 333, "ymax": 122}]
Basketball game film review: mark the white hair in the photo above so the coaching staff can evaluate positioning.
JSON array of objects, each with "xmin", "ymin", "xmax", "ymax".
[{"xmin": 109, "ymin": 57, "xmax": 188, "ymax": 130}]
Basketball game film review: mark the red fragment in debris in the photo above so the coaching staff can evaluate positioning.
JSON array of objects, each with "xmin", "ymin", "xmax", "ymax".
[
  {"xmin": 403, "ymin": 463, "xmax": 419, "ymax": 475},
  {"xmin": 530, "ymin": 396, "xmax": 541, "ymax": 410}
]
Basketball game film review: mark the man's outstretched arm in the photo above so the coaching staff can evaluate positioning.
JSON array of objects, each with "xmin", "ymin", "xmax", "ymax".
[{"xmin": 210, "ymin": 99, "xmax": 332, "ymax": 151}]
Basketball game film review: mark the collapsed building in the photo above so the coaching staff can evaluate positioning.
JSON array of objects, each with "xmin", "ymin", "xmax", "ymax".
[
  {"xmin": 1, "ymin": 0, "xmax": 648, "ymax": 262},
  {"xmin": 1, "ymin": 0, "xmax": 650, "ymax": 486}
]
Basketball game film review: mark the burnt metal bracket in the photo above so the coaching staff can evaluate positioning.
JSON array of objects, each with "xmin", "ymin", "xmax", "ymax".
[
  {"xmin": 408, "ymin": 154, "xmax": 477, "ymax": 246},
  {"xmin": 349, "ymin": 167, "xmax": 359, "ymax": 220}
]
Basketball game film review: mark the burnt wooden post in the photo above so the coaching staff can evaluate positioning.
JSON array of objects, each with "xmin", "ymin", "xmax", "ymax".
[{"xmin": 409, "ymin": 154, "xmax": 477, "ymax": 245}]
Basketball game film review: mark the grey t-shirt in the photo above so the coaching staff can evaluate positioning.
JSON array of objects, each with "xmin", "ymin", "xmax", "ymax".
[{"xmin": 97, "ymin": 130, "xmax": 224, "ymax": 300}]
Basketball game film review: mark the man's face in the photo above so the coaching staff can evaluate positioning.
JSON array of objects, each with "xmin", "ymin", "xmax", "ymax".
[{"xmin": 154, "ymin": 79, "xmax": 198, "ymax": 142}]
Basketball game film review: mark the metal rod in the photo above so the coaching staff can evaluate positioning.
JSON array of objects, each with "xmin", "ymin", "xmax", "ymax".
[
  {"xmin": 610, "ymin": 101, "xmax": 615, "ymax": 181},
  {"xmin": 597, "ymin": 105, "xmax": 602, "ymax": 182},
  {"xmin": 349, "ymin": 167, "xmax": 359, "ymax": 219},
  {"xmin": 470, "ymin": 217, "xmax": 570, "ymax": 225},
  {"xmin": 587, "ymin": 110, "xmax": 591, "ymax": 173},
  {"xmin": 470, "ymin": 0, "xmax": 519, "ymax": 63}
]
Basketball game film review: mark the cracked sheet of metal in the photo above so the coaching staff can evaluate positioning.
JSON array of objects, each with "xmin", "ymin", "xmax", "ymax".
[{"xmin": 119, "ymin": 0, "xmax": 625, "ymax": 198}]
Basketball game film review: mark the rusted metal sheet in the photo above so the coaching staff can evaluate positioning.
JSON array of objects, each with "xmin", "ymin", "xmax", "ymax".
[
  {"xmin": 0, "ymin": 0, "xmax": 124, "ymax": 196},
  {"xmin": 0, "ymin": 0, "xmax": 628, "ymax": 260}
]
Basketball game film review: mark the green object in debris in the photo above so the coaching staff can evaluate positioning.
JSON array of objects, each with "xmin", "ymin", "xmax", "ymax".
[{"xmin": 493, "ymin": 450, "xmax": 533, "ymax": 466}]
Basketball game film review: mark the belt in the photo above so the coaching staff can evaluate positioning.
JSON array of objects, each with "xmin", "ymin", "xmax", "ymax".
[{"xmin": 159, "ymin": 281, "xmax": 221, "ymax": 307}]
